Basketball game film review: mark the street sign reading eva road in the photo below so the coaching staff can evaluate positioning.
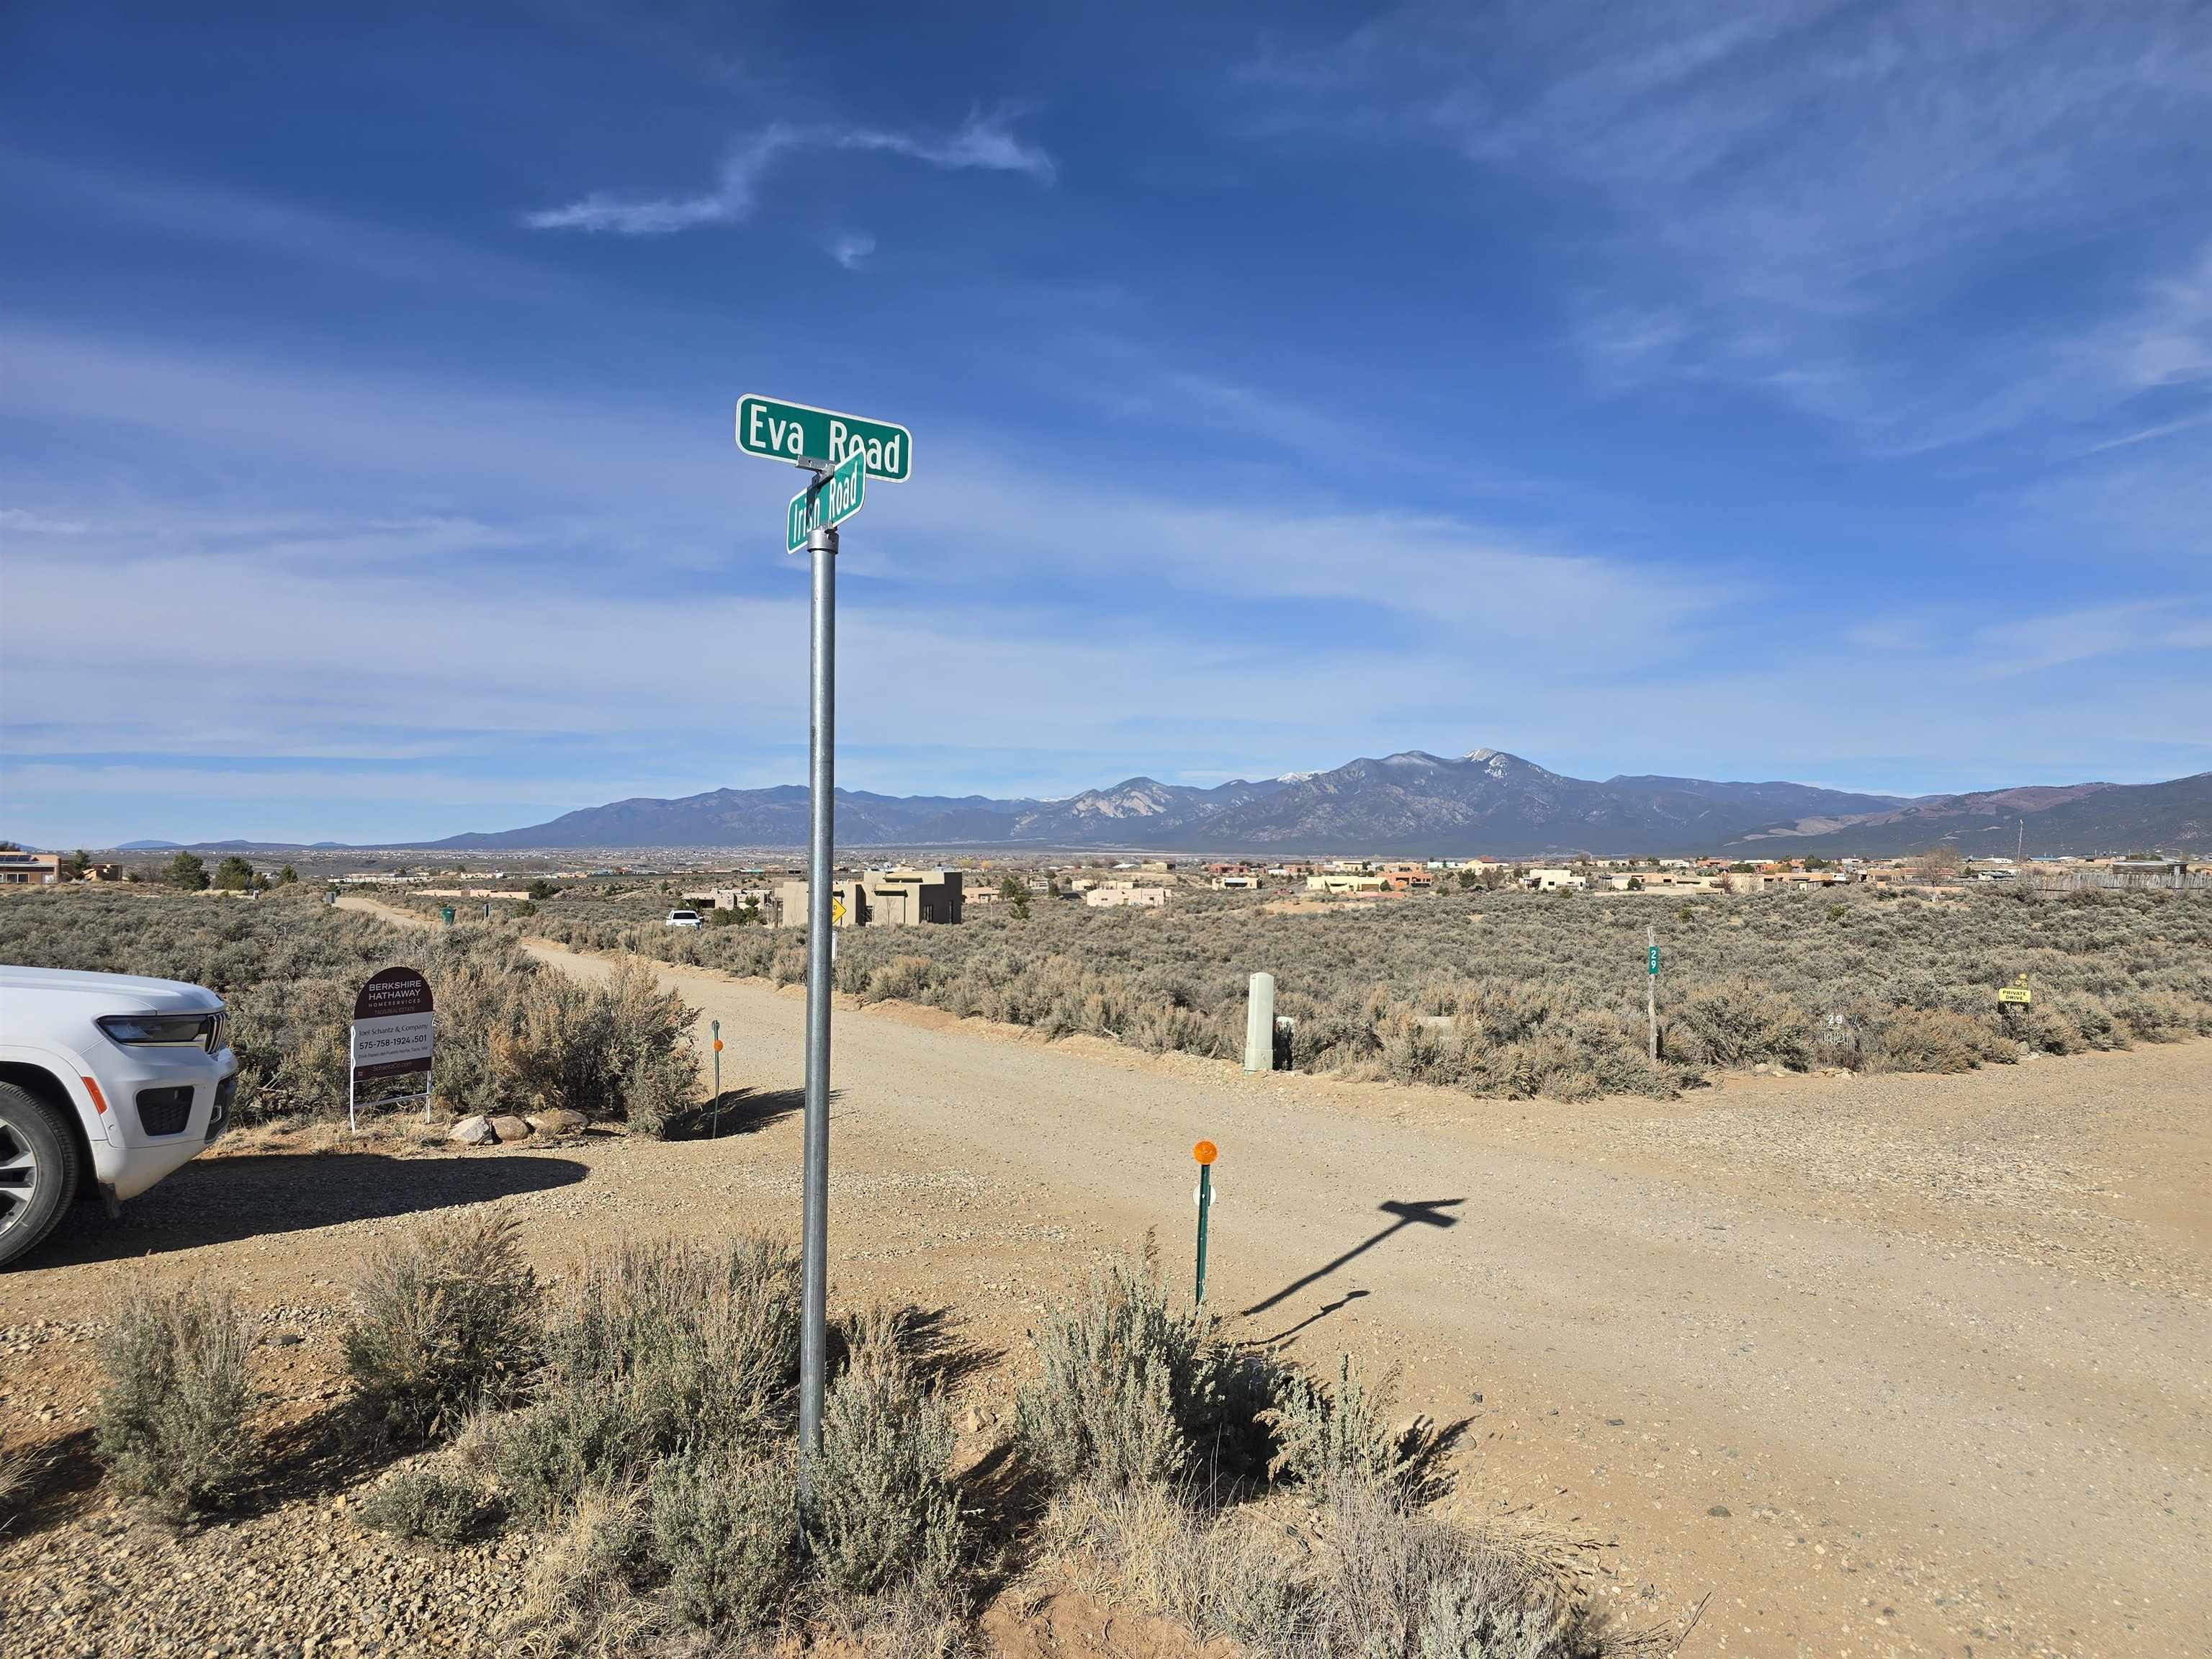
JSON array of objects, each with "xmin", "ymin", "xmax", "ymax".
[
  {"xmin": 739, "ymin": 395, "xmax": 912, "ymax": 482},
  {"xmin": 786, "ymin": 450, "xmax": 866, "ymax": 552}
]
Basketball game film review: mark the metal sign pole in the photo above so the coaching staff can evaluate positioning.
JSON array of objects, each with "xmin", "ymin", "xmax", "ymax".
[{"xmin": 799, "ymin": 516, "xmax": 837, "ymax": 1495}]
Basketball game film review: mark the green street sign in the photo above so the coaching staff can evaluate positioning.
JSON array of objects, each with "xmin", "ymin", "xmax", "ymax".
[
  {"xmin": 737, "ymin": 394, "xmax": 912, "ymax": 482},
  {"xmin": 786, "ymin": 450, "xmax": 866, "ymax": 552},
  {"xmin": 1647, "ymin": 945, "xmax": 1660, "ymax": 976}
]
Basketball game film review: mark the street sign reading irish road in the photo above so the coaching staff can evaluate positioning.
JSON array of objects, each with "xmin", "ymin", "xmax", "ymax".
[
  {"xmin": 786, "ymin": 451, "xmax": 866, "ymax": 554},
  {"xmin": 738, "ymin": 395, "xmax": 912, "ymax": 482}
]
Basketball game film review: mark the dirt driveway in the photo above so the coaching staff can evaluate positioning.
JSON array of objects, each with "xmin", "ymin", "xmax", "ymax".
[{"xmin": 7, "ymin": 902, "xmax": 2207, "ymax": 1657}]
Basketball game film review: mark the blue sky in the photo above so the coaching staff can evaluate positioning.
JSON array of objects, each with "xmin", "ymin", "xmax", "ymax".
[{"xmin": 3, "ymin": 1, "xmax": 2209, "ymax": 847}]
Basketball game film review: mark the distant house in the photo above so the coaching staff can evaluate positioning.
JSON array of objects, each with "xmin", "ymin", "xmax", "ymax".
[
  {"xmin": 1085, "ymin": 881, "xmax": 1168, "ymax": 908},
  {"xmin": 775, "ymin": 868, "xmax": 963, "ymax": 927},
  {"xmin": 1305, "ymin": 873, "xmax": 1386, "ymax": 895},
  {"xmin": 1522, "ymin": 867, "xmax": 1587, "ymax": 892},
  {"xmin": 0, "ymin": 851, "xmax": 61, "ymax": 885}
]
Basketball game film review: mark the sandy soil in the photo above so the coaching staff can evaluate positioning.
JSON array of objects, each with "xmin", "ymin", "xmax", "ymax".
[{"xmin": 4, "ymin": 899, "xmax": 2206, "ymax": 1658}]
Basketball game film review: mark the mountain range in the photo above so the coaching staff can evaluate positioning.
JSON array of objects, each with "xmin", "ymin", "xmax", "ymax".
[{"xmin": 414, "ymin": 749, "xmax": 2211, "ymax": 858}]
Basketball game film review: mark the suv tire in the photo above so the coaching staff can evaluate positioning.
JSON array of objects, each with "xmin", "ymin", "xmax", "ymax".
[{"xmin": 0, "ymin": 1079, "xmax": 81, "ymax": 1268}]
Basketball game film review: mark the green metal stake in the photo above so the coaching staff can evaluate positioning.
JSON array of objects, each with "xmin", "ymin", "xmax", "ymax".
[
  {"xmin": 710, "ymin": 1020, "xmax": 723, "ymax": 1139},
  {"xmin": 1192, "ymin": 1140, "xmax": 1217, "ymax": 1304}
]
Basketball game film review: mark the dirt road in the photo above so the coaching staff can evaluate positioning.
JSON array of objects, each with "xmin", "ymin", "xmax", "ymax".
[
  {"xmin": 10, "ymin": 902, "xmax": 2208, "ymax": 1656},
  {"xmin": 512, "ymin": 921, "xmax": 2212, "ymax": 1658}
]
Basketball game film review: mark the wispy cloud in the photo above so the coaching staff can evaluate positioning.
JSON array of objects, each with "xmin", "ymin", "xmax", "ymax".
[
  {"xmin": 1239, "ymin": 1, "xmax": 2212, "ymax": 450},
  {"xmin": 0, "ymin": 148, "xmax": 579, "ymax": 303},
  {"xmin": 830, "ymin": 230, "xmax": 876, "ymax": 270},
  {"xmin": 522, "ymin": 109, "xmax": 1052, "ymax": 235}
]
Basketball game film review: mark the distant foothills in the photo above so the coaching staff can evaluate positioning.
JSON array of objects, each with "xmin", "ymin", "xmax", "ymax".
[{"xmin": 82, "ymin": 748, "xmax": 2212, "ymax": 860}]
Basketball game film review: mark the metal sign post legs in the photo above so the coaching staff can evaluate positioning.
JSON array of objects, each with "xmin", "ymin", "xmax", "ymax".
[{"xmin": 799, "ymin": 521, "xmax": 837, "ymax": 1496}]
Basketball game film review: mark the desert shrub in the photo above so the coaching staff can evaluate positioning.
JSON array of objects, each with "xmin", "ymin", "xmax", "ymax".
[
  {"xmin": 1264, "ymin": 1357, "xmax": 1409, "ymax": 1497},
  {"xmin": 2111, "ymin": 989, "xmax": 2201, "ymax": 1041},
  {"xmin": 1048, "ymin": 1478, "xmax": 1596, "ymax": 1659},
  {"xmin": 649, "ymin": 1444, "xmax": 801, "ymax": 1634},
  {"xmin": 358, "ymin": 1458, "xmax": 500, "ymax": 1542},
  {"xmin": 490, "ymin": 958, "xmax": 698, "ymax": 1134},
  {"xmin": 1017, "ymin": 1248, "xmax": 1277, "ymax": 1493},
  {"xmin": 866, "ymin": 953, "xmax": 937, "ymax": 1003},
  {"xmin": 809, "ymin": 1308, "xmax": 966, "ymax": 1598},
  {"xmin": 1668, "ymin": 977, "xmax": 1816, "ymax": 1069},
  {"xmin": 497, "ymin": 1235, "xmax": 799, "ymax": 1519},
  {"xmin": 344, "ymin": 1210, "xmax": 544, "ymax": 1443},
  {"xmin": 506, "ymin": 1485, "xmax": 660, "ymax": 1659},
  {"xmin": 1311, "ymin": 1483, "xmax": 1593, "ymax": 1659},
  {"xmin": 1856, "ymin": 1004, "xmax": 2002, "ymax": 1074},
  {"xmin": 1047, "ymin": 1478, "xmax": 1314, "ymax": 1650},
  {"xmin": 94, "ymin": 1281, "xmax": 253, "ymax": 1521}
]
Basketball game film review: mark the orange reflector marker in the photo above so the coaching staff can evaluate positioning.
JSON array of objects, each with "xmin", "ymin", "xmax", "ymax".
[
  {"xmin": 1192, "ymin": 1139, "xmax": 1217, "ymax": 1165},
  {"xmin": 81, "ymin": 1076, "xmax": 109, "ymax": 1115},
  {"xmin": 712, "ymin": 1039, "xmax": 724, "ymax": 1053}
]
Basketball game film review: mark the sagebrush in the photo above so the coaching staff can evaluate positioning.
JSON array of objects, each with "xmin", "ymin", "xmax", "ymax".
[
  {"xmin": 344, "ymin": 1209, "xmax": 545, "ymax": 1443},
  {"xmin": 464, "ymin": 880, "xmax": 2212, "ymax": 1100},
  {"xmin": 94, "ymin": 1281, "xmax": 254, "ymax": 1521}
]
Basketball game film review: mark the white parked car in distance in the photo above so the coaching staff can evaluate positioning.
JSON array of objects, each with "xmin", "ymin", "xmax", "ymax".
[
  {"xmin": 664, "ymin": 909, "xmax": 703, "ymax": 928},
  {"xmin": 0, "ymin": 966, "xmax": 238, "ymax": 1267}
]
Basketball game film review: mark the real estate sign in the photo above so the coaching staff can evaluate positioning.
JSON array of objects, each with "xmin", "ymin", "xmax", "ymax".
[
  {"xmin": 737, "ymin": 395, "xmax": 912, "ymax": 482},
  {"xmin": 351, "ymin": 966, "xmax": 434, "ymax": 1082}
]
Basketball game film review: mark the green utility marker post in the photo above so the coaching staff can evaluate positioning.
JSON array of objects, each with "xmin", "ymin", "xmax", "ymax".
[
  {"xmin": 710, "ymin": 1020, "xmax": 723, "ymax": 1138},
  {"xmin": 1192, "ymin": 1140, "xmax": 1218, "ymax": 1304},
  {"xmin": 1645, "ymin": 927, "xmax": 1660, "ymax": 1062}
]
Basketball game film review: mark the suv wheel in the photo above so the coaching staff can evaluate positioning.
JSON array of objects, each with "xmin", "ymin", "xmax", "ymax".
[{"xmin": 0, "ymin": 1079, "xmax": 82, "ymax": 1268}]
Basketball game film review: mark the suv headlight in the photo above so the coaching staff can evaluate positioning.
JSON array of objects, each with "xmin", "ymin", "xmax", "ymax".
[{"xmin": 97, "ymin": 1011, "xmax": 228, "ymax": 1053}]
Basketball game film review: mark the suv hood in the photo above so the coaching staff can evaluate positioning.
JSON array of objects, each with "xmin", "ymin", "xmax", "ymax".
[{"xmin": 0, "ymin": 966, "xmax": 225, "ymax": 1012}]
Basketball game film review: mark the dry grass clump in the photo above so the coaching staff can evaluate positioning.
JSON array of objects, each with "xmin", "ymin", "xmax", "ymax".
[
  {"xmin": 505, "ymin": 1485, "xmax": 662, "ymax": 1658},
  {"xmin": 0, "ymin": 1429, "xmax": 40, "ymax": 1531},
  {"xmin": 94, "ymin": 1280, "xmax": 254, "ymax": 1521},
  {"xmin": 1043, "ymin": 1462, "xmax": 1601, "ymax": 1659},
  {"xmin": 343, "ymin": 1209, "xmax": 544, "ymax": 1444}
]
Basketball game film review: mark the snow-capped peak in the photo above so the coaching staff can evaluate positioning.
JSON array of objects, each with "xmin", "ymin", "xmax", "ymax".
[
  {"xmin": 1277, "ymin": 769, "xmax": 1320, "ymax": 783},
  {"xmin": 1462, "ymin": 747, "xmax": 1499, "ymax": 763}
]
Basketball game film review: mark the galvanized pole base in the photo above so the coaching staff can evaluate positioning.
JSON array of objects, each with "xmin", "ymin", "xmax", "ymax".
[{"xmin": 799, "ymin": 521, "xmax": 837, "ymax": 1497}]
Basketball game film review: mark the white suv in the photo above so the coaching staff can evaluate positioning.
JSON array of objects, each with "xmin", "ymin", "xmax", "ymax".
[
  {"xmin": 0, "ymin": 966, "xmax": 238, "ymax": 1267},
  {"xmin": 664, "ymin": 909, "xmax": 703, "ymax": 928}
]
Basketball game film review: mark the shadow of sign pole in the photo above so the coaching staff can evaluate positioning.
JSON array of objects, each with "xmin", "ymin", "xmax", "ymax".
[{"xmin": 1240, "ymin": 1197, "xmax": 1463, "ymax": 1317}]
